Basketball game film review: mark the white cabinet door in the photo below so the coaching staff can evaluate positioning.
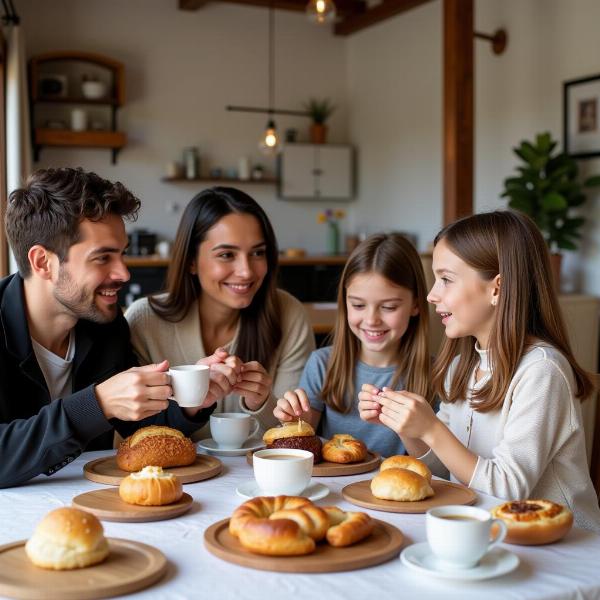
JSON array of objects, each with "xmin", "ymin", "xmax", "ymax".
[
  {"xmin": 280, "ymin": 145, "xmax": 315, "ymax": 198},
  {"xmin": 317, "ymin": 146, "xmax": 353, "ymax": 199}
]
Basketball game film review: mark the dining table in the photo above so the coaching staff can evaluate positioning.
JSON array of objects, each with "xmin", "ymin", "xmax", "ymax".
[{"xmin": 1, "ymin": 449, "xmax": 599, "ymax": 600}]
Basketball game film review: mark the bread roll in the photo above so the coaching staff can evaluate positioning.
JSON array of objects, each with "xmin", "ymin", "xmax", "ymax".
[
  {"xmin": 491, "ymin": 499, "xmax": 573, "ymax": 545},
  {"xmin": 263, "ymin": 421, "xmax": 315, "ymax": 444},
  {"xmin": 322, "ymin": 434, "xmax": 367, "ymax": 464},
  {"xmin": 119, "ymin": 466, "xmax": 183, "ymax": 506},
  {"xmin": 116, "ymin": 425, "xmax": 196, "ymax": 472},
  {"xmin": 371, "ymin": 468, "xmax": 434, "ymax": 501},
  {"xmin": 380, "ymin": 455, "xmax": 432, "ymax": 482},
  {"xmin": 25, "ymin": 507, "xmax": 109, "ymax": 570}
]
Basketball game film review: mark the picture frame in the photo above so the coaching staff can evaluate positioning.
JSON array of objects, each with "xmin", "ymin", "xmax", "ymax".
[{"xmin": 563, "ymin": 73, "xmax": 600, "ymax": 159}]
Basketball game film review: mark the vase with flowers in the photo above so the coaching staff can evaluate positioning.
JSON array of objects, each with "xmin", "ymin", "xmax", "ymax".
[{"xmin": 317, "ymin": 209, "xmax": 345, "ymax": 254}]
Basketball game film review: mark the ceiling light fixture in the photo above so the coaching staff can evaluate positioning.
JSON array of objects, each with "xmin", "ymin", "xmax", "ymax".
[{"xmin": 306, "ymin": 0, "xmax": 337, "ymax": 24}]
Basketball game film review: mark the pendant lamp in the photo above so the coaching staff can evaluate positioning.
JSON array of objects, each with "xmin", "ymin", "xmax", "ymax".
[
  {"xmin": 258, "ymin": 5, "xmax": 280, "ymax": 155},
  {"xmin": 306, "ymin": 0, "xmax": 336, "ymax": 24}
]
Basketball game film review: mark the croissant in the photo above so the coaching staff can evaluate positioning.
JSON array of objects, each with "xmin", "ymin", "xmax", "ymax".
[{"xmin": 322, "ymin": 434, "xmax": 367, "ymax": 464}]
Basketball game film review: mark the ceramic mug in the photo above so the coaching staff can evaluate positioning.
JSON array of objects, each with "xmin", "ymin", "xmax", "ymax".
[
  {"xmin": 426, "ymin": 505, "xmax": 507, "ymax": 571},
  {"xmin": 168, "ymin": 364, "xmax": 210, "ymax": 408},
  {"xmin": 210, "ymin": 413, "xmax": 259, "ymax": 449},
  {"xmin": 252, "ymin": 448, "xmax": 313, "ymax": 495}
]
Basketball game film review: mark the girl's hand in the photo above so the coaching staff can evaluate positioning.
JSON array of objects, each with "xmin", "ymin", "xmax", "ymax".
[
  {"xmin": 273, "ymin": 388, "xmax": 311, "ymax": 422},
  {"xmin": 375, "ymin": 388, "xmax": 437, "ymax": 440},
  {"xmin": 358, "ymin": 383, "xmax": 383, "ymax": 425},
  {"xmin": 234, "ymin": 361, "xmax": 273, "ymax": 411}
]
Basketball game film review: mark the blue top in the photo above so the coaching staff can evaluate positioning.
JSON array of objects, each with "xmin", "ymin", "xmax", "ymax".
[{"xmin": 300, "ymin": 346, "xmax": 406, "ymax": 458}]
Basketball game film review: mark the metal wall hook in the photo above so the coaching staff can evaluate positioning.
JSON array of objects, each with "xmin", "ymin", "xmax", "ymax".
[{"xmin": 474, "ymin": 28, "xmax": 507, "ymax": 55}]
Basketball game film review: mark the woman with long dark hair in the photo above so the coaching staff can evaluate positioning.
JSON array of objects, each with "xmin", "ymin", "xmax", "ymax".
[{"xmin": 125, "ymin": 187, "xmax": 314, "ymax": 439}]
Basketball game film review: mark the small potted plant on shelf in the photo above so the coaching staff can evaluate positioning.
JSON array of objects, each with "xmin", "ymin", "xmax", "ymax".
[
  {"xmin": 304, "ymin": 98, "xmax": 335, "ymax": 144},
  {"xmin": 501, "ymin": 131, "xmax": 600, "ymax": 288}
]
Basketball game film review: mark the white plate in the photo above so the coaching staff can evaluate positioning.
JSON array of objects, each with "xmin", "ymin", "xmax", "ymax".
[
  {"xmin": 197, "ymin": 437, "xmax": 265, "ymax": 456},
  {"xmin": 400, "ymin": 542, "xmax": 519, "ymax": 581},
  {"xmin": 235, "ymin": 480, "xmax": 330, "ymax": 501}
]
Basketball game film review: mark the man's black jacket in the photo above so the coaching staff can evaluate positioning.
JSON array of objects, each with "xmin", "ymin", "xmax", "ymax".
[{"xmin": 0, "ymin": 274, "xmax": 212, "ymax": 488}]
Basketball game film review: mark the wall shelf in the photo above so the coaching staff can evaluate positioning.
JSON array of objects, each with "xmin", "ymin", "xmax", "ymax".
[{"xmin": 161, "ymin": 176, "xmax": 278, "ymax": 185}]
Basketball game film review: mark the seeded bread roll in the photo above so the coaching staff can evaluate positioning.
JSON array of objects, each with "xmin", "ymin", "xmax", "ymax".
[
  {"xmin": 116, "ymin": 425, "xmax": 196, "ymax": 472},
  {"xmin": 25, "ymin": 508, "xmax": 109, "ymax": 570},
  {"xmin": 119, "ymin": 466, "xmax": 183, "ymax": 506},
  {"xmin": 370, "ymin": 468, "xmax": 434, "ymax": 502}
]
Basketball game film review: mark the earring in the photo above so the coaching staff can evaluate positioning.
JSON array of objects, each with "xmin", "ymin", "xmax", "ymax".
[{"xmin": 492, "ymin": 298, "xmax": 497, "ymax": 306}]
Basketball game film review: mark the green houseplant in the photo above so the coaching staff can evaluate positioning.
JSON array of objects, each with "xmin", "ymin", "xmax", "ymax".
[
  {"xmin": 303, "ymin": 98, "xmax": 335, "ymax": 144},
  {"xmin": 501, "ymin": 132, "xmax": 600, "ymax": 285}
]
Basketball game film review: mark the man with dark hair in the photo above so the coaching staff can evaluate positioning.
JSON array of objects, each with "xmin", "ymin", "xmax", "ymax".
[{"xmin": 0, "ymin": 168, "xmax": 233, "ymax": 488}]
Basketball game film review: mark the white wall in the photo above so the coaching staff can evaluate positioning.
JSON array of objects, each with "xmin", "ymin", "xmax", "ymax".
[{"xmin": 19, "ymin": 0, "xmax": 350, "ymax": 253}]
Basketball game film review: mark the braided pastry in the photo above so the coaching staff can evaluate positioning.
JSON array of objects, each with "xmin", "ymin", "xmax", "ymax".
[
  {"xmin": 322, "ymin": 434, "xmax": 367, "ymax": 464},
  {"xmin": 323, "ymin": 507, "xmax": 374, "ymax": 547}
]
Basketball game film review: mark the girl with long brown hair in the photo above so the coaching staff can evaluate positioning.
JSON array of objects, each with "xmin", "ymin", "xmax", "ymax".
[
  {"xmin": 125, "ymin": 187, "xmax": 315, "ymax": 441},
  {"xmin": 359, "ymin": 211, "xmax": 599, "ymax": 531},
  {"xmin": 273, "ymin": 233, "xmax": 432, "ymax": 457}
]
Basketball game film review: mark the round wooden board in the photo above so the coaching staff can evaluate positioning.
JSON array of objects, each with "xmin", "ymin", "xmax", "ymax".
[
  {"xmin": 83, "ymin": 454, "xmax": 222, "ymax": 486},
  {"xmin": 204, "ymin": 518, "xmax": 403, "ymax": 573},
  {"xmin": 72, "ymin": 488, "xmax": 194, "ymax": 522},
  {"xmin": 0, "ymin": 538, "xmax": 167, "ymax": 600},
  {"xmin": 342, "ymin": 478, "xmax": 477, "ymax": 513},
  {"xmin": 246, "ymin": 450, "xmax": 381, "ymax": 477}
]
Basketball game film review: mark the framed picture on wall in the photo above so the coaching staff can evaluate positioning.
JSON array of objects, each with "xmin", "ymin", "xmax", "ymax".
[{"xmin": 563, "ymin": 73, "xmax": 600, "ymax": 159}]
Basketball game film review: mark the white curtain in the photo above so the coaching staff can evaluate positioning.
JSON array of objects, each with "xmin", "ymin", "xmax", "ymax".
[{"xmin": 4, "ymin": 22, "xmax": 32, "ymax": 273}]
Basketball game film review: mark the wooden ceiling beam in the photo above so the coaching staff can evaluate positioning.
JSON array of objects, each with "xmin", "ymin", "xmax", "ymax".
[
  {"xmin": 334, "ymin": 0, "xmax": 433, "ymax": 36},
  {"xmin": 179, "ymin": 0, "xmax": 365, "ymax": 17}
]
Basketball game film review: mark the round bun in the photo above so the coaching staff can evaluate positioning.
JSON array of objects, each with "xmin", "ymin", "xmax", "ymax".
[
  {"xmin": 25, "ymin": 507, "xmax": 109, "ymax": 570},
  {"xmin": 370, "ymin": 468, "xmax": 434, "ymax": 501},
  {"xmin": 116, "ymin": 425, "xmax": 196, "ymax": 472},
  {"xmin": 380, "ymin": 455, "xmax": 432, "ymax": 482},
  {"xmin": 119, "ymin": 466, "xmax": 183, "ymax": 506},
  {"xmin": 263, "ymin": 421, "xmax": 316, "ymax": 444},
  {"xmin": 491, "ymin": 499, "xmax": 574, "ymax": 545},
  {"xmin": 322, "ymin": 434, "xmax": 367, "ymax": 464}
]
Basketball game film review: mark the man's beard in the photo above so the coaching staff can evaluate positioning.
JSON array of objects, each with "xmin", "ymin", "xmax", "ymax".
[{"xmin": 54, "ymin": 264, "xmax": 117, "ymax": 324}]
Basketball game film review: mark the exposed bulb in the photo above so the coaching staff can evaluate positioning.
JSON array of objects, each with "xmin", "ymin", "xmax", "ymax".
[
  {"xmin": 306, "ymin": 0, "xmax": 336, "ymax": 24},
  {"xmin": 259, "ymin": 119, "xmax": 280, "ymax": 155}
]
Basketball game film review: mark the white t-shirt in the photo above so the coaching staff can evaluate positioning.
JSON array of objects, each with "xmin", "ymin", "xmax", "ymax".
[{"xmin": 31, "ymin": 331, "xmax": 75, "ymax": 401}]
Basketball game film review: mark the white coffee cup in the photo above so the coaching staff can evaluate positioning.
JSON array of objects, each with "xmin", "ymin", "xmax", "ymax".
[
  {"xmin": 210, "ymin": 413, "xmax": 260, "ymax": 449},
  {"xmin": 168, "ymin": 364, "xmax": 210, "ymax": 408},
  {"xmin": 252, "ymin": 448, "xmax": 313, "ymax": 495},
  {"xmin": 426, "ymin": 505, "xmax": 507, "ymax": 571}
]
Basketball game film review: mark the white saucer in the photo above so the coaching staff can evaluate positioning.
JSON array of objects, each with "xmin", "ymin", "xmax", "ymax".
[
  {"xmin": 197, "ymin": 437, "xmax": 265, "ymax": 457},
  {"xmin": 235, "ymin": 480, "xmax": 330, "ymax": 501},
  {"xmin": 400, "ymin": 542, "xmax": 519, "ymax": 581}
]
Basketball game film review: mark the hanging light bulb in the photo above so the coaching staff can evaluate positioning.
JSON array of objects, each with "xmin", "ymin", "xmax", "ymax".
[
  {"xmin": 259, "ymin": 118, "xmax": 280, "ymax": 155},
  {"xmin": 306, "ymin": 0, "xmax": 336, "ymax": 24}
]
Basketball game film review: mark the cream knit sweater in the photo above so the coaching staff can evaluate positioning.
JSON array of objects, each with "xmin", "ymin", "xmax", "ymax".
[
  {"xmin": 125, "ymin": 289, "xmax": 315, "ymax": 440},
  {"xmin": 420, "ymin": 342, "xmax": 600, "ymax": 532}
]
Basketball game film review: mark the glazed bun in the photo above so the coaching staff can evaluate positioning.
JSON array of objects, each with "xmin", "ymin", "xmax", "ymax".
[
  {"xmin": 116, "ymin": 425, "xmax": 196, "ymax": 472},
  {"xmin": 380, "ymin": 455, "xmax": 432, "ymax": 482},
  {"xmin": 371, "ymin": 468, "xmax": 434, "ymax": 502},
  {"xmin": 25, "ymin": 507, "xmax": 109, "ymax": 570},
  {"xmin": 491, "ymin": 499, "xmax": 574, "ymax": 545},
  {"xmin": 119, "ymin": 466, "xmax": 183, "ymax": 506},
  {"xmin": 322, "ymin": 434, "xmax": 367, "ymax": 464},
  {"xmin": 263, "ymin": 421, "xmax": 322, "ymax": 463}
]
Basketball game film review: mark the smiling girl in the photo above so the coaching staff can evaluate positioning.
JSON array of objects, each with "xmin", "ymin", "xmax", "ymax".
[
  {"xmin": 359, "ymin": 211, "xmax": 600, "ymax": 531},
  {"xmin": 274, "ymin": 233, "xmax": 432, "ymax": 457},
  {"xmin": 125, "ymin": 188, "xmax": 314, "ymax": 438}
]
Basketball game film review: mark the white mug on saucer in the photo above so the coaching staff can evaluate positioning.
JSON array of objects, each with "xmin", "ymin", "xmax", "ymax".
[
  {"xmin": 168, "ymin": 364, "xmax": 210, "ymax": 408},
  {"xmin": 210, "ymin": 413, "xmax": 259, "ymax": 449},
  {"xmin": 252, "ymin": 448, "xmax": 313, "ymax": 495},
  {"xmin": 426, "ymin": 505, "xmax": 507, "ymax": 571}
]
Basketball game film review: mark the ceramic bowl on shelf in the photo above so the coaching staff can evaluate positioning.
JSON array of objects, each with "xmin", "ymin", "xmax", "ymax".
[{"xmin": 82, "ymin": 80, "xmax": 108, "ymax": 100}]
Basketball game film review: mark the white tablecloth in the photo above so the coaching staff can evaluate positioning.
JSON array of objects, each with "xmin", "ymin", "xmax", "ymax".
[{"xmin": 1, "ymin": 450, "xmax": 599, "ymax": 600}]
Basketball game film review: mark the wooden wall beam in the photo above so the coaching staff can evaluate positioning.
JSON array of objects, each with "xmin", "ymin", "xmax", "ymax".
[
  {"xmin": 180, "ymin": 0, "xmax": 365, "ymax": 17},
  {"xmin": 443, "ymin": 0, "xmax": 474, "ymax": 224},
  {"xmin": 0, "ymin": 36, "xmax": 8, "ymax": 277},
  {"xmin": 334, "ymin": 0, "xmax": 433, "ymax": 36}
]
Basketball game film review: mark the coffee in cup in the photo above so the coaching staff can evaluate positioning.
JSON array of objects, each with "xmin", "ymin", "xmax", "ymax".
[
  {"xmin": 253, "ymin": 448, "xmax": 313, "ymax": 495},
  {"xmin": 210, "ymin": 413, "xmax": 259, "ymax": 449},
  {"xmin": 426, "ymin": 505, "xmax": 507, "ymax": 570},
  {"xmin": 168, "ymin": 364, "xmax": 210, "ymax": 408}
]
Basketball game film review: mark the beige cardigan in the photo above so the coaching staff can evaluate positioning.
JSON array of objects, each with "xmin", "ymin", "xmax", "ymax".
[{"xmin": 125, "ymin": 289, "xmax": 315, "ymax": 440}]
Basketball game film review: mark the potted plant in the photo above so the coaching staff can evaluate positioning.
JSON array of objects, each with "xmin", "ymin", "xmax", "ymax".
[
  {"xmin": 501, "ymin": 131, "xmax": 600, "ymax": 287},
  {"xmin": 304, "ymin": 98, "xmax": 335, "ymax": 144}
]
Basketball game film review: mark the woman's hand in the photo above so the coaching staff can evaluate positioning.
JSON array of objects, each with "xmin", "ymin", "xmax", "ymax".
[
  {"xmin": 273, "ymin": 388, "xmax": 311, "ymax": 422},
  {"xmin": 358, "ymin": 383, "xmax": 384, "ymax": 425},
  {"xmin": 234, "ymin": 361, "xmax": 273, "ymax": 411},
  {"xmin": 190, "ymin": 349, "xmax": 243, "ymax": 410}
]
